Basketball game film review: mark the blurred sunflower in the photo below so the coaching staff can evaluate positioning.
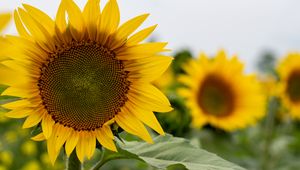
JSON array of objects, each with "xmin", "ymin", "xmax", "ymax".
[
  {"xmin": 278, "ymin": 53, "xmax": 300, "ymax": 119},
  {"xmin": 178, "ymin": 51, "xmax": 265, "ymax": 131},
  {"xmin": 0, "ymin": 0, "xmax": 172, "ymax": 164}
]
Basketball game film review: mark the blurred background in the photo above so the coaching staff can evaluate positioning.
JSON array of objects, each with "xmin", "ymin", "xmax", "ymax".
[{"xmin": 1, "ymin": 0, "xmax": 300, "ymax": 170}]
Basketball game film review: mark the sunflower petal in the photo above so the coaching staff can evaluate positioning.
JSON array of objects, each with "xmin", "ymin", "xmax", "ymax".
[
  {"xmin": 22, "ymin": 4, "xmax": 55, "ymax": 36},
  {"xmin": 22, "ymin": 108, "xmax": 45, "ymax": 128},
  {"xmin": 86, "ymin": 132, "xmax": 96, "ymax": 159},
  {"xmin": 126, "ymin": 55, "xmax": 173, "ymax": 82},
  {"xmin": 126, "ymin": 25, "xmax": 157, "ymax": 46},
  {"xmin": 2, "ymin": 99, "xmax": 31, "ymax": 109},
  {"xmin": 42, "ymin": 114, "xmax": 55, "ymax": 139},
  {"xmin": 55, "ymin": 125, "xmax": 71, "ymax": 152},
  {"xmin": 65, "ymin": 129, "xmax": 79, "ymax": 156},
  {"xmin": 131, "ymin": 84, "xmax": 171, "ymax": 108},
  {"xmin": 95, "ymin": 128, "xmax": 117, "ymax": 152},
  {"xmin": 18, "ymin": 8, "xmax": 55, "ymax": 52},
  {"xmin": 83, "ymin": 0, "xmax": 100, "ymax": 40},
  {"xmin": 76, "ymin": 132, "xmax": 86, "ymax": 162},
  {"xmin": 117, "ymin": 42, "xmax": 168, "ymax": 60},
  {"xmin": 47, "ymin": 132, "xmax": 60, "ymax": 165},
  {"xmin": 31, "ymin": 133, "xmax": 46, "ymax": 141},
  {"xmin": 98, "ymin": 0, "xmax": 119, "ymax": 44},
  {"xmin": 5, "ymin": 108, "xmax": 32, "ymax": 118},
  {"xmin": 127, "ymin": 91, "xmax": 173, "ymax": 112},
  {"xmin": 55, "ymin": 1, "xmax": 67, "ymax": 33},
  {"xmin": 126, "ymin": 101, "xmax": 164, "ymax": 135},
  {"xmin": 101, "ymin": 125, "xmax": 114, "ymax": 139},
  {"xmin": 115, "ymin": 111, "xmax": 153, "ymax": 143},
  {"xmin": 0, "ymin": 13, "xmax": 11, "ymax": 33},
  {"xmin": 109, "ymin": 14, "xmax": 149, "ymax": 50},
  {"xmin": 64, "ymin": 0, "xmax": 85, "ymax": 41}
]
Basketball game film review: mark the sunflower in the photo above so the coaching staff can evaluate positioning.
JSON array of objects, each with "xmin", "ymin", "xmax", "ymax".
[
  {"xmin": 277, "ymin": 53, "xmax": 300, "ymax": 119},
  {"xmin": 0, "ymin": 0, "xmax": 172, "ymax": 164},
  {"xmin": 178, "ymin": 51, "xmax": 265, "ymax": 131}
]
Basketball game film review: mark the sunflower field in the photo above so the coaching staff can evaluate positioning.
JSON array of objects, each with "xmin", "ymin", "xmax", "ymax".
[{"xmin": 0, "ymin": 0, "xmax": 300, "ymax": 170}]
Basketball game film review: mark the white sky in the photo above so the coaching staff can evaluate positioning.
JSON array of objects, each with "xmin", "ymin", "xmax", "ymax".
[{"xmin": 1, "ymin": 0, "xmax": 300, "ymax": 72}]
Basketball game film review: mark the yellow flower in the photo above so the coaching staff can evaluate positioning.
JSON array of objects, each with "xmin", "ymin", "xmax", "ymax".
[
  {"xmin": 178, "ymin": 51, "xmax": 265, "ymax": 131},
  {"xmin": 0, "ymin": 151, "xmax": 13, "ymax": 166},
  {"xmin": 277, "ymin": 53, "xmax": 300, "ymax": 119},
  {"xmin": 0, "ymin": 0, "xmax": 172, "ymax": 164},
  {"xmin": 21, "ymin": 141, "xmax": 37, "ymax": 156},
  {"xmin": 21, "ymin": 161, "xmax": 41, "ymax": 170}
]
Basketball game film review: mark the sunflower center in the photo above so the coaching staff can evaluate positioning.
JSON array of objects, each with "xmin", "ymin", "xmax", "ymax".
[
  {"xmin": 286, "ymin": 71, "xmax": 300, "ymax": 103},
  {"xmin": 197, "ymin": 75, "xmax": 235, "ymax": 116},
  {"xmin": 38, "ymin": 42, "xmax": 130, "ymax": 131}
]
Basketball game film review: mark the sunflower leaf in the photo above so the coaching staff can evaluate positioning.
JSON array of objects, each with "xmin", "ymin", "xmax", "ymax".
[{"xmin": 116, "ymin": 134, "xmax": 244, "ymax": 170}]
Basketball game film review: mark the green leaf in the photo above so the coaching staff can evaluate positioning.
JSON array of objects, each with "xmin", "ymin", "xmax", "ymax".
[{"xmin": 117, "ymin": 134, "xmax": 245, "ymax": 170}]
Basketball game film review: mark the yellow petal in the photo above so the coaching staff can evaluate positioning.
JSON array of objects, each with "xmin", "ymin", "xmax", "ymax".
[
  {"xmin": 125, "ymin": 55, "xmax": 173, "ymax": 82},
  {"xmin": 64, "ymin": 0, "xmax": 85, "ymax": 41},
  {"xmin": 115, "ymin": 111, "xmax": 153, "ymax": 143},
  {"xmin": 101, "ymin": 125, "xmax": 114, "ymax": 139},
  {"xmin": 76, "ymin": 132, "xmax": 86, "ymax": 162},
  {"xmin": 18, "ymin": 8, "xmax": 55, "ymax": 52},
  {"xmin": 2, "ymin": 86, "xmax": 38, "ymax": 98},
  {"xmin": 127, "ymin": 91, "xmax": 173, "ymax": 113},
  {"xmin": 42, "ymin": 114, "xmax": 55, "ymax": 139},
  {"xmin": 95, "ymin": 128, "xmax": 117, "ymax": 152},
  {"xmin": 22, "ymin": 4, "xmax": 55, "ymax": 36},
  {"xmin": 117, "ymin": 42, "xmax": 168, "ymax": 60},
  {"xmin": 126, "ymin": 102, "xmax": 164, "ymax": 135},
  {"xmin": 5, "ymin": 108, "xmax": 33, "ymax": 118},
  {"xmin": 47, "ymin": 132, "xmax": 60, "ymax": 165},
  {"xmin": 0, "ymin": 13, "xmax": 11, "ymax": 33},
  {"xmin": 109, "ymin": 14, "xmax": 149, "ymax": 50},
  {"xmin": 22, "ymin": 108, "xmax": 45, "ymax": 128},
  {"xmin": 2, "ymin": 99, "xmax": 31, "ymax": 110},
  {"xmin": 126, "ymin": 25, "xmax": 157, "ymax": 46},
  {"xmin": 83, "ymin": 0, "xmax": 100, "ymax": 40},
  {"xmin": 0, "ymin": 64, "xmax": 29, "ymax": 88},
  {"xmin": 85, "ymin": 132, "xmax": 96, "ymax": 159},
  {"xmin": 55, "ymin": 125, "xmax": 71, "ymax": 152},
  {"xmin": 98, "ymin": 0, "xmax": 120, "ymax": 44},
  {"xmin": 65, "ymin": 130, "xmax": 79, "ymax": 156},
  {"xmin": 14, "ymin": 10, "xmax": 30, "ymax": 38},
  {"xmin": 31, "ymin": 133, "xmax": 46, "ymax": 141},
  {"xmin": 131, "ymin": 84, "xmax": 171, "ymax": 108}
]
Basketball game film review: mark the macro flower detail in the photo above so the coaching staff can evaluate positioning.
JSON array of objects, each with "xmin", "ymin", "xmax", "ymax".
[
  {"xmin": 178, "ymin": 51, "xmax": 265, "ymax": 131},
  {"xmin": 0, "ymin": 0, "xmax": 172, "ymax": 164},
  {"xmin": 278, "ymin": 53, "xmax": 300, "ymax": 119}
]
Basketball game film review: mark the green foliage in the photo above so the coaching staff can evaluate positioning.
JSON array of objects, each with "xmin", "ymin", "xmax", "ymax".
[{"xmin": 110, "ymin": 134, "xmax": 244, "ymax": 170}]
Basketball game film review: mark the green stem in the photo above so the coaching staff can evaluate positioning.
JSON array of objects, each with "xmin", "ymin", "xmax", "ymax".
[
  {"xmin": 89, "ymin": 149, "xmax": 125, "ymax": 170},
  {"xmin": 66, "ymin": 151, "xmax": 82, "ymax": 170},
  {"xmin": 261, "ymin": 97, "xmax": 278, "ymax": 170}
]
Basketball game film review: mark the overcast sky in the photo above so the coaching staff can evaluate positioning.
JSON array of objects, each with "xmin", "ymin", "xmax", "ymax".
[{"xmin": 1, "ymin": 0, "xmax": 300, "ymax": 72}]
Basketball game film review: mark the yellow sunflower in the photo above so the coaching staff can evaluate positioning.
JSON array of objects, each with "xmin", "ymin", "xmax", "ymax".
[
  {"xmin": 178, "ymin": 51, "xmax": 265, "ymax": 131},
  {"xmin": 0, "ymin": 0, "xmax": 172, "ymax": 164},
  {"xmin": 277, "ymin": 53, "xmax": 300, "ymax": 119}
]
